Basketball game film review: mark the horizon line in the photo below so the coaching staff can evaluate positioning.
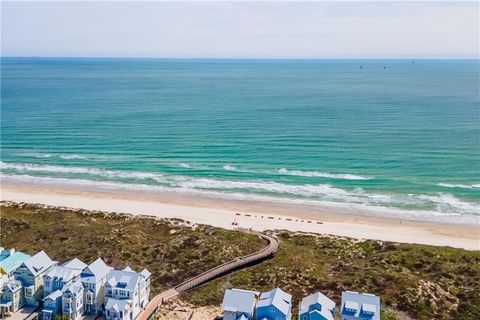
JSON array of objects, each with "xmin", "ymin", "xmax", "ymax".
[{"xmin": 2, "ymin": 56, "xmax": 479, "ymax": 60}]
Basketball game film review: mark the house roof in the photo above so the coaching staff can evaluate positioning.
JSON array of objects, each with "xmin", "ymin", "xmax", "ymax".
[
  {"xmin": 62, "ymin": 280, "xmax": 83, "ymax": 296},
  {"xmin": 140, "ymin": 268, "xmax": 151, "ymax": 279},
  {"xmin": 62, "ymin": 258, "xmax": 87, "ymax": 271},
  {"xmin": 44, "ymin": 289, "xmax": 63, "ymax": 301},
  {"xmin": 2, "ymin": 279, "xmax": 22, "ymax": 292},
  {"xmin": 299, "ymin": 291, "xmax": 336, "ymax": 314},
  {"xmin": 105, "ymin": 298, "xmax": 130, "ymax": 312},
  {"xmin": 106, "ymin": 270, "xmax": 140, "ymax": 291},
  {"xmin": 0, "ymin": 252, "xmax": 31, "ymax": 274},
  {"xmin": 341, "ymin": 291, "xmax": 380, "ymax": 319},
  {"xmin": 45, "ymin": 266, "xmax": 81, "ymax": 283},
  {"xmin": 22, "ymin": 251, "xmax": 56, "ymax": 276},
  {"xmin": 81, "ymin": 258, "xmax": 112, "ymax": 283},
  {"xmin": 222, "ymin": 289, "xmax": 257, "ymax": 313},
  {"xmin": 256, "ymin": 288, "xmax": 292, "ymax": 316},
  {"xmin": 123, "ymin": 266, "xmax": 134, "ymax": 272},
  {"xmin": 0, "ymin": 248, "xmax": 14, "ymax": 261}
]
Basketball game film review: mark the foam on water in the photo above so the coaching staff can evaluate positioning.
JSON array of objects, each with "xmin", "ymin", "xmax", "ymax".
[
  {"xmin": 2, "ymin": 161, "xmax": 479, "ymax": 218},
  {"xmin": 277, "ymin": 168, "xmax": 371, "ymax": 180}
]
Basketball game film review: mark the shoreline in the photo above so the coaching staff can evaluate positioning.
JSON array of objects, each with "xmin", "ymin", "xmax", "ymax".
[{"xmin": 1, "ymin": 181, "xmax": 479, "ymax": 250}]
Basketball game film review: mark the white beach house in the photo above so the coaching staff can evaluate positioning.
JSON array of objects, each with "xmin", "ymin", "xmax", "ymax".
[
  {"xmin": 298, "ymin": 291, "xmax": 336, "ymax": 320},
  {"xmin": 222, "ymin": 288, "xmax": 259, "ymax": 320},
  {"xmin": 104, "ymin": 266, "xmax": 151, "ymax": 320},
  {"xmin": 62, "ymin": 280, "xmax": 85, "ymax": 320},
  {"xmin": 13, "ymin": 251, "xmax": 57, "ymax": 306},
  {"xmin": 80, "ymin": 257, "xmax": 113, "ymax": 314}
]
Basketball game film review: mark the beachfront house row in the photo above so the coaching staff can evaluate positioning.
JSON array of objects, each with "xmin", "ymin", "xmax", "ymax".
[
  {"xmin": 255, "ymin": 287, "xmax": 292, "ymax": 320},
  {"xmin": 62, "ymin": 280, "xmax": 85, "ymax": 320},
  {"xmin": 104, "ymin": 266, "xmax": 151, "ymax": 320},
  {"xmin": 80, "ymin": 257, "xmax": 113, "ymax": 314},
  {"xmin": 222, "ymin": 288, "xmax": 259, "ymax": 320},
  {"xmin": 13, "ymin": 250, "xmax": 57, "ymax": 306},
  {"xmin": 341, "ymin": 291, "xmax": 380, "ymax": 320},
  {"xmin": 298, "ymin": 292, "xmax": 336, "ymax": 320}
]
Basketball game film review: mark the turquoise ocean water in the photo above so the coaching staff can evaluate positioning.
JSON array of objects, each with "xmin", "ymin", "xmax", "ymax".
[{"xmin": 1, "ymin": 58, "xmax": 479, "ymax": 223}]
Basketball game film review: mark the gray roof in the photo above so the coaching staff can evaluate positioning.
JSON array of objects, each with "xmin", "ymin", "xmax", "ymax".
[
  {"xmin": 105, "ymin": 298, "xmax": 130, "ymax": 312},
  {"xmin": 222, "ymin": 289, "xmax": 257, "ymax": 314},
  {"xmin": 44, "ymin": 289, "xmax": 63, "ymax": 302},
  {"xmin": 106, "ymin": 270, "xmax": 140, "ymax": 291},
  {"xmin": 2, "ymin": 279, "xmax": 22, "ymax": 292},
  {"xmin": 140, "ymin": 268, "xmax": 151, "ymax": 279},
  {"xmin": 341, "ymin": 291, "xmax": 380, "ymax": 320},
  {"xmin": 45, "ymin": 266, "xmax": 81, "ymax": 283},
  {"xmin": 62, "ymin": 280, "xmax": 84, "ymax": 296},
  {"xmin": 256, "ymin": 288, "xmax": 292, "ymax": 316},
  {"xmin": 299, "ymin": 291, "xmax": 335, "ymax": 315},
  {"xmin": 23, "ymin": 251, "xmax": 56, "ymax": 276},
  {"xmin": 62, "ymin": 258, "xmax": 87, "ymax": 271},
  {"xmin": 81, "ymin": 258, "xmax": 112, "ymax": 283}
]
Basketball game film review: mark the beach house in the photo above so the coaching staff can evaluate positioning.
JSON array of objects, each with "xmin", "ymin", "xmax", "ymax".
[
  {"xmin": 298, "ymin": 292, "xmax": 336, "ymax": 320},
  {"xmin": 43, "ymin": 265, "xmax": 82, "ymax": 296},
  {"xmin": 341, "ymin": 291, "xmax": 380, "ymax": 320},
  {"xmin": 80, "ymin": 257, "xmax": 112, "ymax": 314},
  {"xmin": 255, "ymin": 287, "xmax": 292, "ymax": 320},
  {"xmin": 62, "ymin": 280, "xmax": 85, "ymax": 320},
  {"xmin": 42, "ymin": 289, "xmax": 63, "ymax": 320},
  {"xmin": 0, "ymin": 279, "xmax": 24, "ymax": 316},
  {"xmin": 0, "ymin": 251, "xmax": 30, "ymax": 279},
  {"xmin": 222, "ymin": 288, "xmax": 259, "ymax": 320},
  {"xmin": 13, "ymin": 251, "xmax": 57, "ymax": 306},
  {"xmin": 104, "ymin": 266, "xmax": 151, "ymax": 320}
]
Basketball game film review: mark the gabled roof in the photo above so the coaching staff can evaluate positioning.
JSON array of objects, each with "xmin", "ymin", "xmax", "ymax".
[
  {"xmin": 299, "ymin": 291, "xmax": 336, "ymax": 315},
  {"xmin": 222, "ymin": 289, "xmax": 257, "ymax": 314},
  {"xmin": 105, "ymin": 298, "xmax": 130, "ymax": 312},
  {"xmin": 123, "ymin": 266, "xmax": 134, "ymax": 272},
  {"xmin": 341, "ymin": 291, "xmax": 380, "ymax": 320},
  {"xmin": 256, "ymin": 287, "xmax": 292, "ymax": 316},
  {"xmin": 140, "ymin": 268, "xmax": 151, "ymax": 279},
  {"xmin": 44, "ymin": 289, "xmax": 63, "ymax": 301},
  {"xmin": 106, "ymin": 270, "xmax": 140, "ymax": 291},
  {"xmin": 22, "ymin": 251, "xmax": 56, "ymax": 276},
  {"xmin": 45, "ymin": 266, "xmax": 81, "ymax": 283},
  {"xmin": 81, "ymin": 258, "xmax": 112, "ymax": 283},
  {"xmin": 2, "ymin": 279, "xmax": 22, "ymax": 292},
  {"xmin": 0, "ymin": 252, "xmax": 31, "ymax": 274},
  {"xmin": 62, "ymin": 280, "xmax": 83, "ymax": 296},
  {"xmin": 62, "ymin": 258, "xmax": 87, "ymax": 271}
]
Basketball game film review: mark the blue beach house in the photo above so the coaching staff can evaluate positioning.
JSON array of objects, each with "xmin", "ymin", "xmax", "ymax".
[
  {"xmin": 255, "ymin": 287, "xmax": 292, "ymax": 320},
  {"xmin": 222, "ymin": 288, "xmax": 259, "ymax": 320},
  {"xmin": 341, "ymin": 291, "xmax": 380, "ymax": 320},
  {"xmin": 298, "ymin": 292, "xmax": 335, "ymax": 320}
]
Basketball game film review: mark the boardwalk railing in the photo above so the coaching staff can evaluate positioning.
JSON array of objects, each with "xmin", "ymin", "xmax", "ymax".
[{"xmin": 139, "ymin": 230, "xmax": 279, "ymax": 320}]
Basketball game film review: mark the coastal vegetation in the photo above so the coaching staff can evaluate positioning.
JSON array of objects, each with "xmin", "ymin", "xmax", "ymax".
[{"xmin": 1, "ymin": 202, "xmax": 478, "ymax": 320}]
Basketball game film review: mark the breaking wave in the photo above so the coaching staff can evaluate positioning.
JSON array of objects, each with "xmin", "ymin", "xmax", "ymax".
[
  {"xmin": 1, "ymin": 161, "xmax": 479, "ymax": 219},
  {"xmin": 277, "ymin": 168, "xmax": 371, "ymax": 180},
  {"xmin": 438, "ymin": 183, "xmax": 480, "ymax": 190}
]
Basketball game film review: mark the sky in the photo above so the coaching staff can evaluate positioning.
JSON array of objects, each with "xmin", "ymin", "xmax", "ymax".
[{"xmin": 1, "ymin": 1, "xmax": 479, "ymax": 59}]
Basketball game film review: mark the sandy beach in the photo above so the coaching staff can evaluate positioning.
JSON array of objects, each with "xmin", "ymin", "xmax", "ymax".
[{"xmin": 1, "ymin": 181, "xmax": 478, "ymax": 250}]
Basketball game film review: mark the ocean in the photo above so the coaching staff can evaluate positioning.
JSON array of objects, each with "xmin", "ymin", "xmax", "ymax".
[{"xmin": 1, "ymin": 58, "xmax": 479, "ymax": 224}]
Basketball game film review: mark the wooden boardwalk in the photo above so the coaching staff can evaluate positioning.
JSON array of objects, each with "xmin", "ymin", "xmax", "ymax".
[{"xmin": 137, "ymin": 231, "xmax": 279, "ymax": 320}]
